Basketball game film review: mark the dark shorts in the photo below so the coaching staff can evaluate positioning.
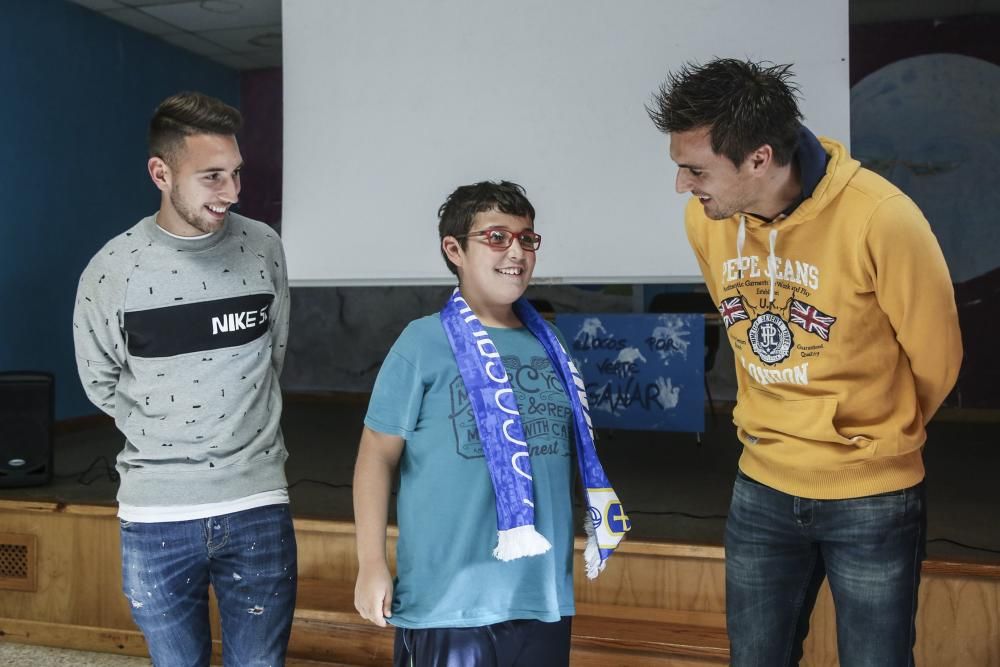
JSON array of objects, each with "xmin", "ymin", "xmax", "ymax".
[{"xmin": 394, "ymin": 616, "xmax": 572, "ymax": 667}]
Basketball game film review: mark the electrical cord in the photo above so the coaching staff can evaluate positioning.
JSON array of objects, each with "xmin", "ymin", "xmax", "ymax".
[
  {"xmin": 927, "ymin": 538, "xmax": 1000, "ymax": 556},
  {"xmin": 55, "ymin": 455, "xmax": 120, "ymax": 485},
  {"xmin": 287, "ymin": 478, "xmax": 352, "ymax": 491},
  {"xmin": 626, "ymin": 509, "xmax": 728, "ymax": 520},
  {"xmin": 51, "ymin": 466, "xmax": 1000, "ymax": 556},
  {"xmin": 573, "ymin": 502, "xmax": 1000, "ymax": 555}
]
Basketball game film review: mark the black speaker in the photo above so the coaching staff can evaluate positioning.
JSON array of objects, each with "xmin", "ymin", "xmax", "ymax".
[{"xmin": 0, "ymin": 372, "xmax": 54, "ymax": 488}]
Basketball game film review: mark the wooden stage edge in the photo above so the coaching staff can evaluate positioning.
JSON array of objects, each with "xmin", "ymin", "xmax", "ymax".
[
  {"xmin": 1, "ymin": 499, "xmax": 998, "ymax": 666},
  {"xmin": 0, "ymin": 498, "xmax": 996, "ymax": 576}
]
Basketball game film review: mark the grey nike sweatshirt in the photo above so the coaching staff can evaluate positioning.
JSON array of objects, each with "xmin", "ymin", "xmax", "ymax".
[{"xmin": 73, "ymin": 213, "xmax": 290, "ymax": 507}]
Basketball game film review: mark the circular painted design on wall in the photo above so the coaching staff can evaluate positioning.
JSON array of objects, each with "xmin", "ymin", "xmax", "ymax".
[{"xmin": 851, "ymin": 53, "xmax": 1000, "ymax": 282}]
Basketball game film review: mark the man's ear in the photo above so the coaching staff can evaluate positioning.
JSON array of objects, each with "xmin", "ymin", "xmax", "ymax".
[
  {"xmin": 746, "ymin": 144, "xmax": 774, "ymax": 175},
  {"xmin": 442, "ymin": 236, "xmax": 465, "ymax": 269},
  {"xmin": 147, "ymin": 156, "xmax": 171, "ymax": 193}
]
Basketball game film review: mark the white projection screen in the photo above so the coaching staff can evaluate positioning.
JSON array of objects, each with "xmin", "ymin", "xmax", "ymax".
[{"xmin": 282, "ymin": 0, "xmax": 849, "ymax": 286}]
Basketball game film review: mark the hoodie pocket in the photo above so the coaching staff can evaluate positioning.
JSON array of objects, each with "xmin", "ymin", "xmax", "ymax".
[{"xmin": 734, "ymin": 386, "xmax": 876, "ymax": 466}]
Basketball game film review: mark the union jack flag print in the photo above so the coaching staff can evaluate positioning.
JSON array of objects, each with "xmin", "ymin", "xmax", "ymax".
[
  {"xmin": 790, "ymin": 299, "xmax": 837, "ymax": 341},
  {"xmin": 718, "ymin": 296, "xmax": 749, "ymax": 329}
]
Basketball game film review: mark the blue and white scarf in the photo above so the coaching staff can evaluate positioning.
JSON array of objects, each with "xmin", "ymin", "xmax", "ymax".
[{"xmin": 440, "ymin": 288, "xmax": 629, "ymax": 578}]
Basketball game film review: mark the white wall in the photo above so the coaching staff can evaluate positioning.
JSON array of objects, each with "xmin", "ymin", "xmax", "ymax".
[{"xmin": 282, "ymin": 0, "xmax": 849, "ymax": 285}]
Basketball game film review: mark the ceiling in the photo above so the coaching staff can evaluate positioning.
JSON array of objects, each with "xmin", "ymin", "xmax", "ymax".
[
  {"xmin": 66, "ymin": 0, "xmax": 1000, "ymax": 72},
  {"xmin": 66, "ymin": 0, "xmax": 281, "ymax": 71}
]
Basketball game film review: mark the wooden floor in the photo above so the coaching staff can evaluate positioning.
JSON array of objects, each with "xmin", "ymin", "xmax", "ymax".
[
  {"xmin": 0, "ymin": 499, "xmax": 998, "ymax": 665},
  {"xmin": 0, "ymin": 643, "xmax": 149, "ymax": 666}
]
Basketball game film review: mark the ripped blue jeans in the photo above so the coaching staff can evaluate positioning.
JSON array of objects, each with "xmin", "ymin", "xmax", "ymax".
[{"xmin": 120, "ymin": 504, "xmax": 297, "ymax": 667}]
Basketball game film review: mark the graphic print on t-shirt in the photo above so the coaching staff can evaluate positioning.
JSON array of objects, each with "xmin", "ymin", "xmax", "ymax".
[{"xmin": 448, "ymin": 355, "xmax": 572, "ymax": 460}]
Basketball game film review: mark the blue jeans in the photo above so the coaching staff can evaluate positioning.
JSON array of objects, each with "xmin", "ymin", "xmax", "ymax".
[
  {"xmin": 120, "ymin": 504, "xmax": 298, "ymax": 667},
  {"xmin": 725, "ymin": 471, "xmax": 926, "ymax": 667},
  {"xmin": 394, "ymin": 617, "xmax": 572, "ymax": 667}
]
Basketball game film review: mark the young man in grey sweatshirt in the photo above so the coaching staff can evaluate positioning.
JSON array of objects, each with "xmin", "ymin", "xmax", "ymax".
[{"xmin": 73, "ymin": 91, "xmax": 296, "ymax": 665}]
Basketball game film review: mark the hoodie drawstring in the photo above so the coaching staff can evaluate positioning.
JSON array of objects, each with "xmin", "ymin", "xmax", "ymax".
[
  {"xmin": 767, "ymin": 228, "xmax": 778, "ymax": 304},
  {"xmin": 736, "ymin": 216, "xmax": 747, "ymax": 279},
  {"xmin": 735, "ymin": 215, "xmax": 780, "ymax": 305}
]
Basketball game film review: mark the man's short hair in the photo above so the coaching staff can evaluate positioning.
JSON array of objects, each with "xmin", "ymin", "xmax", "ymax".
[
  {"xmin": 647, "ymin": 58, "xmax": 803, "ymax": 167},
  {"xmin": 438, "ymin": 181, "xmax": 536, "ymax": 276},
  {"xmin": 149, "ymin": 92, "xmax": 242, "ymax": 167}
]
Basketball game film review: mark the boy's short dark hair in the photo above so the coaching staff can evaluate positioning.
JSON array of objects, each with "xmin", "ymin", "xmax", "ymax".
[
  {"xmin": 149, "ymin": 91, "xmax": 242, "ymax": 167},
  {"xmin": 438, "ymin": 181, "xmax": 536, "ymax": 276},
  {"xmin": 647, "ymin": 58, "xmax": 803, "ymax": 167}
]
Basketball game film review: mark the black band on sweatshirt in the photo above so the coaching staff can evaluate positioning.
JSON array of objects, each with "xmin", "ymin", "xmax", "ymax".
[{"xmin": 124, "ymin": 293, "xmax": 275, "ymax": 358}]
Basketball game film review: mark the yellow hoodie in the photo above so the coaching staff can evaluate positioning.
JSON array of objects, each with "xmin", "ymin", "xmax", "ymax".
[{"xmin": 685, "ymin": 137, "xmax": 962, "ymax": 499}]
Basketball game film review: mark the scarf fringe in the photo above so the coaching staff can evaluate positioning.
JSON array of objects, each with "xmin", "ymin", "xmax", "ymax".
[
  {"xmin": 582, "ymin": 515, "xmax": 606, "ymax": 579},
  {"xmin": 493, "ymin": 525, "xmax": 553, "ymax": 562}
]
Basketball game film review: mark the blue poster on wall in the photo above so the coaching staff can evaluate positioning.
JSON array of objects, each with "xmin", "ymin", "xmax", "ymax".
[{"xmin": 554, "ymin": 314, "xmax": 705, "ymax": 432}]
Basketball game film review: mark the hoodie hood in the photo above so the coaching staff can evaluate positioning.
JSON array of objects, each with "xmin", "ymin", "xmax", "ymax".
[
  {"xmin": 739, "ymin": 128, "xmax": 861, "ymax": 233},
  {"xmin": 734, "ymin": 128, "xmax": 862, "ymax": 302}
]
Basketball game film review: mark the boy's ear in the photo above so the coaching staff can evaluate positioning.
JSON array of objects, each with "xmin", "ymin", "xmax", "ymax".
[{"xmin": 442, "ymin": 236, "xmax": 465, "ymax": 269}]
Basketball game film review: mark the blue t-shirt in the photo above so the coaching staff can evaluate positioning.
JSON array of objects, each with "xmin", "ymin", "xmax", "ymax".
[{"xmin": 365, "ymin": 314, "xmax": 576, "ymax": 629}]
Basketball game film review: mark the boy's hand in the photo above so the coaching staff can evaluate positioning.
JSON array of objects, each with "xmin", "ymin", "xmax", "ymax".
[{"xmin": 355, "ymin": 562, "xmax": 394, "ymax": 627}]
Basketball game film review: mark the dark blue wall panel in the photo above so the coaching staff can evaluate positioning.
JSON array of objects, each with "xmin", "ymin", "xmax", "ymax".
[{"xmin": 0, "ymin": 0, "xmax": 239, "ymax": 418}]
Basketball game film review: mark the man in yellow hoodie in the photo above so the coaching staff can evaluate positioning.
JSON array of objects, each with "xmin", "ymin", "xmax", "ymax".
[{"xmin": 647, "ymin": 59, "xmax": 962, "ymax": 666}]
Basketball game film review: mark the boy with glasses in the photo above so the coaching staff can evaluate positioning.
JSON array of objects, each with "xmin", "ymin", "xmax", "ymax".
[{"xmin": 352, "ymin": 180, "xmax": 627, "ymax": 666}]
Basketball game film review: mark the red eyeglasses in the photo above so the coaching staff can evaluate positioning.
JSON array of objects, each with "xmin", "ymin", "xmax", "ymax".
[{"xmin": 456, "ymin": 227, "xmax": 542, "ymax": 251}]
